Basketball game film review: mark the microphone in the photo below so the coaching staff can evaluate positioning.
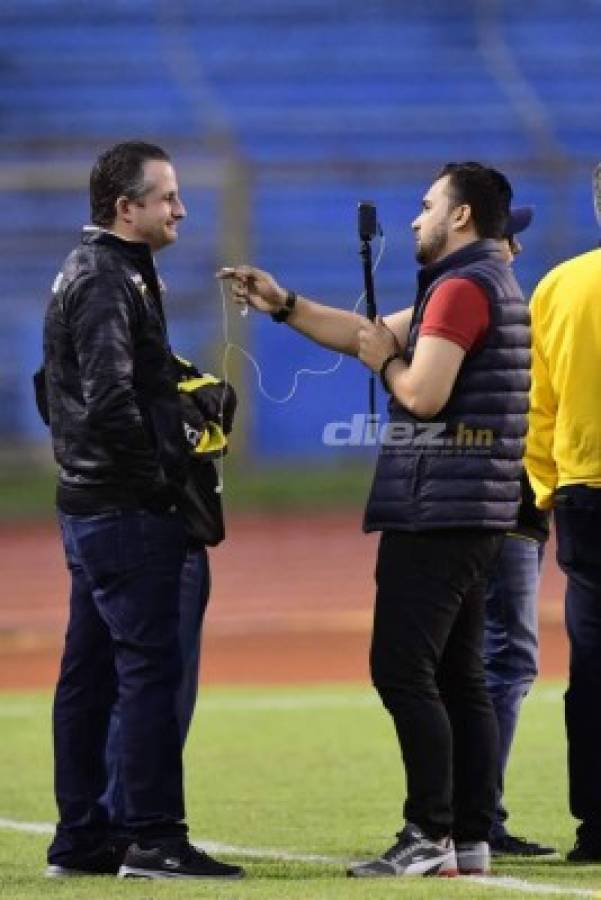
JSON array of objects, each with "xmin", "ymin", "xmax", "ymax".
[
  {"xmin": 357, "ymin": 202, "xmax": 381, "ymax": 433},
  {"xmin": 358, "ymin": 201, "xmax": 379, "ymax": 243}
]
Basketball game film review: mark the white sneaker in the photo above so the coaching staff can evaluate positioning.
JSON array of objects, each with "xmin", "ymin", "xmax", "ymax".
[
  {"xmin": 456, "ymin": 840, "xmax": 491, "ymax": 874},
  {"xmin": 347, "ymin": 822, "xmax": 458, "ymax": 878}
]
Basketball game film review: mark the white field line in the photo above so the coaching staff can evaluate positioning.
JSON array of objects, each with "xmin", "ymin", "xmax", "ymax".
[
  {"xmin": 0, "ymin": 816, "xmax": 597, "ymax": 897},
  {"xmin": 193, "ymin": 839, "xmax": 345, "ymax": 866},
  {"xmin": 0, "ymin": 817, "xmax": 53, "ymax": 834},
  {"xmin": 470, "ymin": 877, "xmax": 596, "ymax": 897}
]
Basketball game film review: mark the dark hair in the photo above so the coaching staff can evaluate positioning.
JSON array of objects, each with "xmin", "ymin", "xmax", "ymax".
[
  {"xmin": 90, "ymin": 141, "xmax": 171, "ymax": 227},
  {"xmin": 435, "ymin": 161, "xmax": 512, "ymax": 239}
]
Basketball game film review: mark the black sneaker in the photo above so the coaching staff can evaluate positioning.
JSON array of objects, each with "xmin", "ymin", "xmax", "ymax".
[
  {"xmin": 347, "ymin": 823, "xmax": 458, "ymax": 878},
  {"xmin": 490, "ymin": 832, "xmax": 558, "ymax": 858},
  {"xmin": 567, "ymin": 838, "xmax": 601, "ymax": 863},
  {"xmin": 45, "ymin": 840, "xmax": 127, "ymax": 877},
  {"xmin": 118, "ymin": 840, "xmax": 245, "ymax": 880}
]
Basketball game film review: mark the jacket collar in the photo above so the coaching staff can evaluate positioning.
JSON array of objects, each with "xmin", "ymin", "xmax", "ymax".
[
  {"xmin": 417, "ymin": 239, "xmax": 505, "ymax": 296},
  {"xmin": 81, "ymin": 227, "xmax": 163, "ymax": 300},
  {"xmin": 81, "ymin": 226, "xmax": 156, "ymax": 269}
]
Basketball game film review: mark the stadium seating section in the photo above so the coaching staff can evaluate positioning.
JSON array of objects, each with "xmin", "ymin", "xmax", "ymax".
[{"xmin": 1, "ymin": 0, "xmax": 600, "ymax": 453}]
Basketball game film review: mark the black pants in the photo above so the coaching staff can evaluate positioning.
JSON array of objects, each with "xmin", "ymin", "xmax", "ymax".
[
  {"xmin": 555, "ymin": 486, "xmax": 601, "ymax": 843},
  {"xmin": 370, "ymin": 529, "xmax": 503, "ymax": 842}
]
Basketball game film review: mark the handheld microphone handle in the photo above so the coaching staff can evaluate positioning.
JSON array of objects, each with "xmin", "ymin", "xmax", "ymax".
[
  {"xmin": 360, "ymin": 239, "xmax": 377, "ymax": 322},
  {"xmin": 359, "ymin": 238, "xmax": 378, "ymax": 430}
]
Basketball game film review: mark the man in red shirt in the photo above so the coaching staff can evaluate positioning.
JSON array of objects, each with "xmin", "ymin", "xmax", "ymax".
[
  {"xmin": 416, "ymin": 267, "xmax": 490, "ymax": 350},
  {"xmin": 218, "ymin": 162, "xmax": 528, "ymax": 878}
]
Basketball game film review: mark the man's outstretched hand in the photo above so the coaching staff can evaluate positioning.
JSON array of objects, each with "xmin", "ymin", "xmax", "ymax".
[
  {"xmin": 358, "ymin": 316, "xmax": 399, "ymax": 373},
  {"xmin": 216, "ymin": 265, "xmax": 287, "ymax": 315}
]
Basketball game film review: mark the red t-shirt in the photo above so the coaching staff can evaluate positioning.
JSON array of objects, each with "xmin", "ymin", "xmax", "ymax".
[{"xmin": 419, "ymin": 278, "xmax": 490, "ymax": 352}]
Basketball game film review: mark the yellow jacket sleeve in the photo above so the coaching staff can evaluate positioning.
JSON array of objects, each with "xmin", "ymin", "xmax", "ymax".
[{"xmin": 525, "ymin": 286, "xmax": 558, "ymax": 510}]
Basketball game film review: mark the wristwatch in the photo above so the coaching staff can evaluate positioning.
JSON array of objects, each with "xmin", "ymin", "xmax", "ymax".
[
  {"xmin": 380, "ymin": 353, "xmax": 401, "ymax": 393},
  {"xmin": 271, "ymin": 290, "xmax": 298, "ymax": 323}
]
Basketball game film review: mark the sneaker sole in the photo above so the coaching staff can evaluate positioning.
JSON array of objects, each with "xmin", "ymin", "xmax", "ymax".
[
  {"xmin": 45, "ymin": 865, "xmax": 117, "ymax": 878},
  {"xmin": 347, "ymin": 858, "xmax": 458, "ymax": 878},
  {"xmin": 118, "ymin": 865, "xmax": 244, "ymax": 880}
]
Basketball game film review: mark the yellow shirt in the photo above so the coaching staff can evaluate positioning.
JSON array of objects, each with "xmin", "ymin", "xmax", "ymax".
[{"xmin": 526, "ymin": 247, "xmax": 601, "ymax": 509}]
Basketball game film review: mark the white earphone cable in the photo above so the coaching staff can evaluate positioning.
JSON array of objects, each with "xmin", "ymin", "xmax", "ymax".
[{"xmin": 215, "ymin": 235, "xmax": 386, "ymax": 491}]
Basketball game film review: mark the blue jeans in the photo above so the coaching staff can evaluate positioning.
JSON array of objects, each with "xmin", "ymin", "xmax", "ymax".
[
  {"xmin": 48, "ymin": 509, "xmax": 188, "ymax": 864},
  {"xmin": 555, "ymin": 485, "xmax": 601, "ymax": 842},
  {"xmin": 102, "ymin": 547, "xmax": 210, "ymax": 824},
  {"xmin": 484, "ymin": 534, "xmax": 542, "ymax": 838}
]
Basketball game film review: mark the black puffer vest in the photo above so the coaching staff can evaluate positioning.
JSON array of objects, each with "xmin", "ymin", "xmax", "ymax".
[{"xmin": 364, "ymin": 240, "xmax": 530, "ymax": 533}]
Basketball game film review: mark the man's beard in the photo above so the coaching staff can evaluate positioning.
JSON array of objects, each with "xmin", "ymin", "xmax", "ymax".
[{"xmin": 415, "ymin": 223, "xmax": 448, "ymax": 265}]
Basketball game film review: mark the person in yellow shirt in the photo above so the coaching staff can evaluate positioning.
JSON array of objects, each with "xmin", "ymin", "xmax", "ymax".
[{"xmin": 525, "ymin": 163, "xmax": 601, "ymax": 863}]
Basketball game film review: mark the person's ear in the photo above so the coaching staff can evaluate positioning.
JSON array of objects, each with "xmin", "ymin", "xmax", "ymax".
[
  {"xmin": 451, "ymin": 203, "xmax": 471, "ymax": 231},
  {"xmin": 510, "ymin": 237, "xmax": 522, "ymax": 257},
  {"xmin": 115, "ymin": 195, "xmax": 135, "ymax": 224}
]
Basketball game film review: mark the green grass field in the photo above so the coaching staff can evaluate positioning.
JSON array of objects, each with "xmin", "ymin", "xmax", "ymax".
[
  {"xmin": 1, "ymin": 681, "xmax": 599, "ymax": 899},
  {"xmin": 0, "ymin": 462, "xmax": 372, "ymax": 521}
]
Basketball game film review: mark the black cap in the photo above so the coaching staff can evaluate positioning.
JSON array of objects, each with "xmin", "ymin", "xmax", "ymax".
[{"xmin": 504, "ymin": 206, "xmax": 534, "ymax": 238}]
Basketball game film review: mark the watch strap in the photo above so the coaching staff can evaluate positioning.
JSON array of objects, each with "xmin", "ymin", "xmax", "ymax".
[
  {"xmin": 379, "ymin": 353, "xmax": 400, "ymax": 393},
  {"xmin": 271, "ymin": 290, "xmax": 297, "ymax": 323}
]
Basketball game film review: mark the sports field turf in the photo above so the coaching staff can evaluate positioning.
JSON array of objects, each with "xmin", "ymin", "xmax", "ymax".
[{"xmin": 1, "ymin": 681, "xmax": 599, "ymax": 898}]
